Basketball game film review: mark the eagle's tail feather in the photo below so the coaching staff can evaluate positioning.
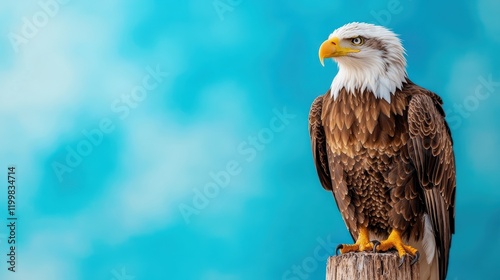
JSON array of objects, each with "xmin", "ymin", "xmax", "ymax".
[{"xmin": 409, "ymin": 214, "xmax": 439, "ymax": 280}]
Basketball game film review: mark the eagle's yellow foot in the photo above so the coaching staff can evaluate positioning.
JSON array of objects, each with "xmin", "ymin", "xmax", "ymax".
[
  {"xmin": 373, "ymin": 229, "xmax": 420, "ymax": 267},
  {"xmin": 336, "ymin": 227, "xmax": 375, "ymax": 255}
]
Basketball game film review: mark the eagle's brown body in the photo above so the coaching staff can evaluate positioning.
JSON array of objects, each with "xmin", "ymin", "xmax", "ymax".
[{"xmin": 309, "ymin": 80, "xmax": 456, "ymax": 279}]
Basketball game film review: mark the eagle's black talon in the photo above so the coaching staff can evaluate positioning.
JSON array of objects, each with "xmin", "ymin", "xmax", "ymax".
[
  {"xmin": 371, "ymin": 240, "xmax": 380, "ymax": 252},
  {"xmin": 411, "ymin": 251, "xmax": 420, "ymax": 266},
  {"xmin": 335, "ymin": 244, "xmax": 343, "ymax": 256},
  {"xmin": 398, "ymin": 255, "xmax": 406, "ymax": 268}
]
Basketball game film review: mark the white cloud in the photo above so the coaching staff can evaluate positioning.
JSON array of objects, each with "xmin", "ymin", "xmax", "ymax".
[
  {"xmin": 0, "ymin": 2, "xmax": 277, "ymax": 279},
  {"xmin": 0, "ymin": 231, "xmax": 78, "ymax": 280},
  {"xmin": 0, "ymin": 3, "xmax": 142, "ymax": 279}
]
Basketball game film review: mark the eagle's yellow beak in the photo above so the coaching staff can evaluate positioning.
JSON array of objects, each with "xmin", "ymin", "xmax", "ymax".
[{"xmin": 319, "ymin": 37, "xmax": 360, "ymax": 66}]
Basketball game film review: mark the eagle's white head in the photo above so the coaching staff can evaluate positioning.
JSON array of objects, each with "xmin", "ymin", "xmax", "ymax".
[{"xmin": 319, "ymin": 22, "xmax": 407, "ymax": 103}]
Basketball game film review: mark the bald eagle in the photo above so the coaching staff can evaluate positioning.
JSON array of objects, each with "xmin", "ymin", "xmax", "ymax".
[{"xmin": 309, "ymin": 22, "xmax": 456, "ymax": 280}]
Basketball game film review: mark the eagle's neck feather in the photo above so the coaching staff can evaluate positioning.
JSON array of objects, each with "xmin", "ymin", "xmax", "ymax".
[{"xmin": 329, "ymin": 53, "xmax": 407, "ymax": 103}]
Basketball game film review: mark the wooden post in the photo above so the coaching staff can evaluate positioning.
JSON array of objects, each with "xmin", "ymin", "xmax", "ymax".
[{"xmin": 326, "ymin": 252, "xmax": 419, "ymax": 280}]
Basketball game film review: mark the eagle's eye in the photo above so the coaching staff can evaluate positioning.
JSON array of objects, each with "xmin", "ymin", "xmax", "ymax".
[{"xmin": 351, "ymin": 37, "xmax": 364, "ymax": 45}]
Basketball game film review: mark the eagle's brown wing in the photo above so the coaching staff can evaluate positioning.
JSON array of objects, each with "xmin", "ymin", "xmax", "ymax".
[
  {"xmin": 309, "ymin": 94, "xmax": 357, "ymax": 240},
  {"xmin": 309, "ymin": 95, "xmax": 332, "ymax": 191},
  {"xmin": 406, "ymin": 89, "xmax": 456, "ymax": 280}
]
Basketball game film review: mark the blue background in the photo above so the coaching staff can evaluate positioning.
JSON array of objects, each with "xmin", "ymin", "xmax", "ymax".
[{"xmin": 1, "ymin": 0, "xmax": 499, "ymax": 279}]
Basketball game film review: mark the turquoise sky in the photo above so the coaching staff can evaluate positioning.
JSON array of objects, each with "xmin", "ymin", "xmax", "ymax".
[{"xmin": 0, "ymin": 0, "xmax": 499, "ymax": 279}]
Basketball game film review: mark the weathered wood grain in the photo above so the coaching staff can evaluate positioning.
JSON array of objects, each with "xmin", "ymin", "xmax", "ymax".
[{"xmin": 326, "ymin": 252, "xmax": 419, "ymax": 280}]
